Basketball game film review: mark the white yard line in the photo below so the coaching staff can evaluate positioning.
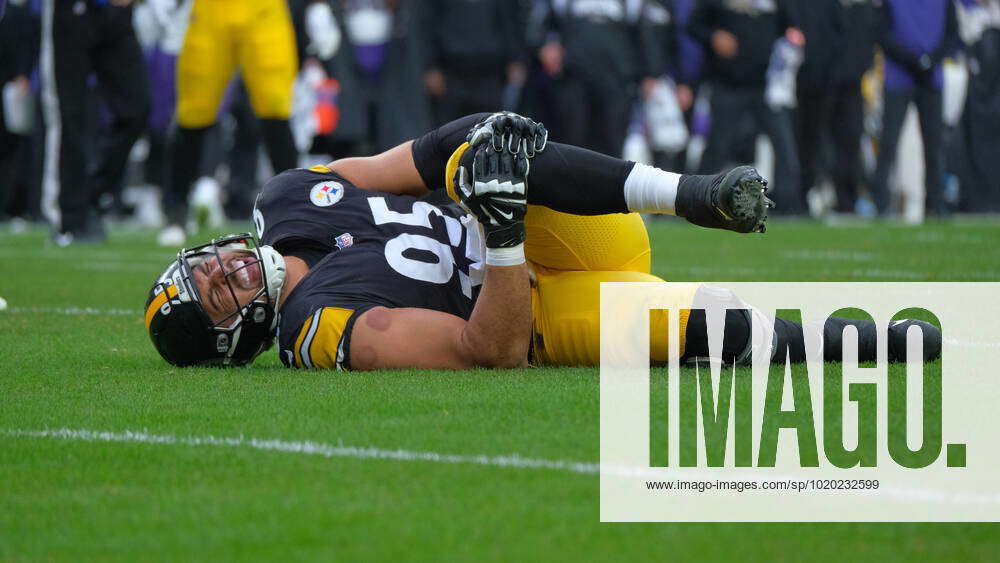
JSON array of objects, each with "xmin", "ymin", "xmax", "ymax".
[
  {"xmin": 4, "ymin": 427, "xmax": 999, "ymax": 506},
  {"xmin": 0, "ymin": 428, "xmax": 600, "ymax": 475}
]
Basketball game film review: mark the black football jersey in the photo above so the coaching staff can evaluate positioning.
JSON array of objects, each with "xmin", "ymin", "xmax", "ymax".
[{"xmin": 255, "ymin": 166, "xmax": 485, "ymax": 370}]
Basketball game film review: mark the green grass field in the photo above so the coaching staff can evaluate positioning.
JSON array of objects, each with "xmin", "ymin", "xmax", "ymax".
[{"xmin": 2, "ymin": 218, "xmax": 999, "ymax": 561}]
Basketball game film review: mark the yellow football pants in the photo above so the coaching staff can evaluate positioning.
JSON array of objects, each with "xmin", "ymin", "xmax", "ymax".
[
  {"xmin": 524, "ymin": 206, "xmax": 700, "ymax": 366},
  {"xmin": 524, "ymin": 205, "xmax": 652, "ymax": 273},
  {"xmin": 176, "ymin": 0, "xmax": 297, "ymax": 128}
]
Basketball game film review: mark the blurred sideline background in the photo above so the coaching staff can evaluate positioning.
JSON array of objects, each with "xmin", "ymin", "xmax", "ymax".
[{"xmin": 1, "ymin": 0, "xmax": 999, "ymax": 245}]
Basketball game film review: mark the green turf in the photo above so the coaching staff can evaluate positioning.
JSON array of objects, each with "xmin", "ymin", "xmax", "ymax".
[{"xmin": 1, "ymin": 218, "xmax": 998, "ymax": 561}]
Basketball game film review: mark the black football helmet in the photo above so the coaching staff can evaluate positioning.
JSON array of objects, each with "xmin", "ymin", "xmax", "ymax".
[{"xmin": 145, "ymin": 233, "xmax": 286, "ymax": 367}]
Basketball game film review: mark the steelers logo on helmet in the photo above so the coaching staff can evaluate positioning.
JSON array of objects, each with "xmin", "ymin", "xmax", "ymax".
[{"xmin": 309, "ymin": 181, "xmax": 344, "ymax": 207}]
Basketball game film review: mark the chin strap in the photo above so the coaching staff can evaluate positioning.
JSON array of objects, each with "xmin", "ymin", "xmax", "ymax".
[{"xmin": 257, "ymin": 246, "xmax": 287, "ymax": 306}]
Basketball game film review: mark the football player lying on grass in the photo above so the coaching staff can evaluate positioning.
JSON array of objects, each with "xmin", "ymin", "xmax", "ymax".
[{"xmin": 145, "ymin": 112, "xmax": 940, "ymax": 370}]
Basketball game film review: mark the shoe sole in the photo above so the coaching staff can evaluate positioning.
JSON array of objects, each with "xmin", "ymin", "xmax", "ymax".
[{"xmin": 721, "ymin": 167, "xmax": 774, "ymax": 234}]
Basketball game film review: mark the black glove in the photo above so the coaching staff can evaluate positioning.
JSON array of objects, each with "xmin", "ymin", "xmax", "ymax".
[
  {"xmin": 453, "ymin": 144, "xmax": 530, "ymax": 249},
  {"xmin": 467, "ymin": 111, "xmax": 548, "ymax": 158}
]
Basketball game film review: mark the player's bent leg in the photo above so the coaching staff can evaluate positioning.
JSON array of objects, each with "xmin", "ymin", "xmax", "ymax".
[
  {"xmin": 524, "ymin": 205, "xmax": 651, "ymax": 273},
  {"xmin": 532, "ymin": 278, "xmax": 943, "ymax": 367},
  {"xmin": 531, "ymin": 268, "xmax": 701, "ymax": 366},
  {"xmin": 683, "ymin": 286, "xmax": 943, "ymax": 365},
  {"xmin": 447, "ymin": 119, "xmax": 774, "ymax": 234}
]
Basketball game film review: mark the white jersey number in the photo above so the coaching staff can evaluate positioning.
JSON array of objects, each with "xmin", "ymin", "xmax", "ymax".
[{"xmin": 368, "ymin": 198, "xmax": 483, "ymax": 299}]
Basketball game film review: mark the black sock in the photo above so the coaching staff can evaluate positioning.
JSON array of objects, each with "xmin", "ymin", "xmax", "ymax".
[
  {"xmin": 686, "ymin": 306, "xmax": 900, "ymax": 365},
  {"xmin": 771, "ymin": 316, "xmax": 878, "ymax": 364},
  {"xmin": 772, "ymin": 317, "xmax": 808, "ymax": 363},
  {"xmin": 683, "ymin": 308, "xmax": 752, "ymax": 363},
  {"xmin": 166, "ymin": 126, "xmax": 209, "ymax": 226},
  {"xmin": 259, "ymin": 119, "xmax": 298, "ymax": 175},
  {"xmin": 822, "ymin": 317, "xmax": 878, "ymax": 362}
]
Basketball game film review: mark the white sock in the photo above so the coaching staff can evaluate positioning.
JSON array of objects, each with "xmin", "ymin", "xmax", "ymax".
[{"xmin": 623, "ymin": 162, "xmax": 681, "ymax": 215}]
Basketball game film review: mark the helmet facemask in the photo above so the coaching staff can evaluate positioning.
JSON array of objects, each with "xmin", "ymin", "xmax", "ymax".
[{"xmin": 146, "ymin": 233, "xmax": 285, "ymax": 367}]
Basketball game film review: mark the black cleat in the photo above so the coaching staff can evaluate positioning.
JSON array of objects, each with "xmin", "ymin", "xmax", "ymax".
[
  {"xmin": 713, "ymin": 166, "xmax": 774, "ymax": 234},
  {"xmin": 888, "ymin": 319, "xmax": 942, "ymax": 362},
  {"xmin": 675, "ymin": 166, "xmax": 774, "ymax": 234}
]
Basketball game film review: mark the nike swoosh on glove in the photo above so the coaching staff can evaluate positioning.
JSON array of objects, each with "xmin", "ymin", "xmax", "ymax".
[{"xmin": 454, "ymin": 144, "xmax": 530, "ymax": 249}]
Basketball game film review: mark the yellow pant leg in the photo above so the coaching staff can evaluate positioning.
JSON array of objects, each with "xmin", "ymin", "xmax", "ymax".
[
  {"xmin": 176, "ymin": 0, "xmax": 237, "ymax": 128},
  {"xmin": 531, "ymin": 267, "xmax": 701, "ymax": 366},
  {"xmin": 237, "ymin": 0, "xmax": 297, "ymax": 120},
  {"xmin": 524, "ymin": 205, "xmax": 651, "ymax": 273}
]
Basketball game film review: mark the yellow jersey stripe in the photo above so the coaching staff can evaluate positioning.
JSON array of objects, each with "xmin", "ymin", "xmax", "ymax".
[{"xmin": 307, "ymin": 307, "xmax": 355, "ymax": 369}]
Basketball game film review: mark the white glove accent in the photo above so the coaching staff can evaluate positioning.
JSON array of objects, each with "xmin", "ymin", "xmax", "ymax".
[
  {"xmin": 474, "ymin": 178, "xmax": 527, "ymax": 197},
  {"xmin": 306, "ymin": 2, "xmax": 341, "ymax": 60},
  {"xmin": 455, "ymin": 164, "xmax": 528, "ymax": 226}
]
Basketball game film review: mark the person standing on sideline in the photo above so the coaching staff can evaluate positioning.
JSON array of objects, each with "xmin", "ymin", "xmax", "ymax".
[
  {"xmin": 790, "ymin": 0, "xmax": 878, "ymax": 214},
  {"xmin": 688, "ymin": 0, "xmax": 806, "ymax": 215},
  {"xmin": 0, "ymin": 0, "xmax": 39, "ymax": 223},
  {"xmin": 40, "ymin": 0, "xmax": 151, "ymax": 245},
  {"xmin": 528, "ymin": 0, "xmax": 664, "ymax": 157},
  {"xmin": 871, "ymin": 0, "xmax": 960, "ymax": 216},
  {"xmin": 423, "ymin": 0, "xmax": 525, "ymax": 124},
  {"xmin": 159, "ymin": 0, "xmax": 299, "ymax": 246}
]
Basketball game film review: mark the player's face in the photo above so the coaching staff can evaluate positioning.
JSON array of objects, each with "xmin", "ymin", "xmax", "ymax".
[{"xmin": 190, "ymin": 250, "xmax": 264, "ymax": 325}]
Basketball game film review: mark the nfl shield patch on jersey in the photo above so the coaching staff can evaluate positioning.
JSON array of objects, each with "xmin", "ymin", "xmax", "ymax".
[{"xmin": 335, "ymin": 232, "xmax": 354, "ymax": 250}]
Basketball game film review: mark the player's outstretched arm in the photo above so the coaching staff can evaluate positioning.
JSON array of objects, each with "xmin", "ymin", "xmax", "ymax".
[{"xmin": 348, "ymin": 263, "xmax": 532, "ymax": 370}]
